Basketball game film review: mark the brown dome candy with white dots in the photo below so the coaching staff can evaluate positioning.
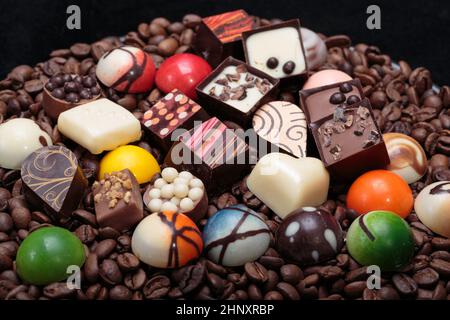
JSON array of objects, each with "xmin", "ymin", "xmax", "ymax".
[{"xmin": 143, "ymin": 167, "xmax": 208, "ymax": 222}]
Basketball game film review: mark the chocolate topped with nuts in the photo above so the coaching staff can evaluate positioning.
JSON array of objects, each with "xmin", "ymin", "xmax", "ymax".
[
  {"xmin": 93, "ymin": 169, "xmax": 143, "ymax": 232},
  {"xmin": 196, "ymin": 57, "xmax": 279, "ymax": 126}
]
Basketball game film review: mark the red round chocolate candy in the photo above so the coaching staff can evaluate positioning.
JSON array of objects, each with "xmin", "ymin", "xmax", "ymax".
[{"xmin": 155, "ymin": 53, "xmax": 212, "ymax": 99}]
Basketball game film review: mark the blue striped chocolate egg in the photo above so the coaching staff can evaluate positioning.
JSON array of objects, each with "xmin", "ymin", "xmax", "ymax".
[{"xmin": 203, "ymin": 205, "xmax": 271, "ymax": 267}]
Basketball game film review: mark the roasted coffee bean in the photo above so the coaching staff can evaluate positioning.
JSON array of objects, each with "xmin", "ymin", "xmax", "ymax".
[
  {"xmin": 0, "ymin": 253, "xmax": 13, "ymax": 271},
  {"xmin": 98, "ymin": 227, "xmax": 120, "ymax": 240},
  {"xmin": 86, "ymin": 284, "xmax": 108, "ymax": 300},
  {"xmin": 413, "ymin": 267, "xmax": 440, "ymax": 288},
  {"xmin": 95, "ymin": 239, "xmax": 117, "ymax": 259},
  {"xmin": 430, "ymin": 259, "xmax": 450, "ymax": 277},
  {"xmin": 262, "ymin": 270, "xmax": 279, "ymax": 292},
  {"xmin": 0, "ymin": 213, "xmax": 13, "ymax": 233},
  {"xmin": 0, "ymin": 280, "xmax": 16, "ymax": 299},
  {"xmin": 227, "ymin": 273, "xmax": 248, "ymax": 289},
  {"xmin": 124, "ymin": 268, "xmax": 146, "ymax": 290},
  {"xmin": 417, "ymin": 288, "xmax": 433, "ymax": 300},
  {"xmin": 276, "ymin": 282, "xmax": 300, "ymax": 300},
  {"xmin": 84, "ymin": 253, "xmax": 99, "ymax": 283},
  {"xmin": 216, "ymin": 193, "xmax": 238, "ymax": 209},
  {"xmin": 109, "ymin": 285, "xmax": 132, "ymax": 300},
  {"xmin": 206, "ymin": 272, "xmax": 225, "ymax": 294},
  {"xmin": 319, "ymin": 266, "xmax": 344, "ymax": 282},
  {"xmin": 392, "ymin": 274, "xmax": 417, "ymax": 296},
  {"xmin": 264, "ymin": 290, "xmax": 284, "ymax": 300},
  {"xmin": 99, "ymin": 259, "xmax": 122, "ymax": 285},
  {"xmin": 72, "ymin": 209, "xmax": 97, "ymax": 226},
  {"xmin": 432, "ymin": 282, "xmax": 447, "ymax": 300},
  {"xmin": 143, "ymin": 275, "xmax": 171, "ymax": 299},
  {"xmin": 343, "ymin": 281, "xmax": 366, "ymax": 298},
  {"xmin": 205, "ymin": 260, "xmax": 227, "ymax": 276},
  {"xmin": 431, "ymin": 251, "xmax": 450, "ymax": 261},
  {"xmin": 178, "ymin": 261, "xmax": 206, "ymax": 294},
  {"xmin": 345, "ymin": 266, "xmax": 368, "ymax": 282},
  {"xmin": 43, "ymin": 282, "xmax": 75, "ymax": 299},
  {"xmin": 11, "ymin": 207, "xmax": 31, "ymax": 229},
  {"xmin": 0, "ymin": 241, "xmax": 18, "ymax": 257},
  {"xmin": 0, "ymin": 188, "xmax": 11, "ymax": 212},
  {"xmin": 245, "ymin": 261, "xmax": 268, "ymax": 283},
  {"xmin": 116, "ymin": 235, "xmax": 131, "ymax": 253},
  {"xmin": 116, "ymin": 253, "xmax": 140, "ymax": 271},
  {"xmin": 247, "ymin": 284, "xmax": 263, "ymax": 300},
  {"xmin": 221, "ymin": 281, "xmax": 235, "ymax": 299},
  {"xmin": 167, "ymin": 287, "xmax": 183, "ymax": 299},
  {"xmin": 280, "ymin": 264, "xmax": 303, "ymax": 285},
  {"xmin": 258, "ymin": 255, "xmax": 284, "ymax": 270},
  {"xmin": 303, "ymin": 274, "xmax": 320, "ymax": 287},
  {"xmin": 74, "ymin": 224, "xmax": 97, "ymax": 244},
  {"xmin": 431, "ymin": 237, "xmax": 450, "ymax": 250},
  {"xmin": 182, "ymin": 14, "xmax": 202, "ymax": 28}
]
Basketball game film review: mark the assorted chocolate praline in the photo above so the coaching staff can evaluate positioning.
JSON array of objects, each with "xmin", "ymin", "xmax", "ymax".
[{"xmin": 0, "ymin": 10, "xmax": 448, "ymax": 301}]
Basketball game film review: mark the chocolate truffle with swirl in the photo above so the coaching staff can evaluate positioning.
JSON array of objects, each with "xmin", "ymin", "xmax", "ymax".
[
  {"xmin": 252, "ymin": 101, "xmax": 307, "ymax": 158},
  {"xmin": 21, "ymin": 146, "xmax": 88, "ymax": 219}
]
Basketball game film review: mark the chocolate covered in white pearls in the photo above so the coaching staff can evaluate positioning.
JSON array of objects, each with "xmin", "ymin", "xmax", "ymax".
[
  {"xmin": 0, "ymin": 119, "xmax": 53, "ymax": 170},
  {"xmin": 414, "ymin": 181, "xmax": 450, "ymax": 239},
  {"xmin": 143, "ymin": 167, "xmax": 208, "ymax": 222}
]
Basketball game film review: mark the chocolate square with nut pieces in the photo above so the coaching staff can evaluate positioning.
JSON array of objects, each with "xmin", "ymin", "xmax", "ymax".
[
  {"xmin": 164, "ymin": 117, "xmax": 250, "ymax": 195},
  {"xmin": 196, "ymin": 57, "xmax": 279, "ymax": 128},
  {"xmin": 141, "ymin": 89, "xmax": 210, "ymax": 152},
  {"xmin": 192, "ymin": 9, "xmax": 256, "ymax": 67}
]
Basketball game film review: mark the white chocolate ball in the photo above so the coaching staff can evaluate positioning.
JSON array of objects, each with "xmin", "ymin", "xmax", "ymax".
[
  {"xmin": 154, "ymin": 178, "xmax": 167, "ymax": 189},
  {"xmin": 148, "ymin": 188, "xmax": 161, "ymax": 199},
  {"xmin": 173, "ymin": 177, "xmax": 189, "ymax": 185},
  {"xmin": 170, "ymin": 197, "xmax": 181, "ymax": 206},
  {"xmin": 174, "ymin": 183, "xmax": 189, "ymax": 198},
  {"xmin": 179, "ymin": 171, "xmax": 193, "ymax": 181},
  {"xmin": 160, "ymin": 184, "xmax": 174, "ymax": 199},
  {"xmin": 189, "ymin": 178, "xmax": 204, "ymax": 189},
  {"xmin": 0, "ymin": 119, "xmax": 53, "ymax": 170},
  {"xmin": 161, "ymin": 201, "xmax": 178, "ymax": 212},
  {"xmin": 188, "ymin": 188, "xmax": 204, "ymax": 201},
  {"xmin": 161, "ymin": 167, "xmax": 178, "ymax": 182},
  {"xmin": 180, "ymin": 198, "xmax": 195, "ymax": 212},
  {"xmin": 148, "ymin": 198, "xmax": 163, "ymax": 212}
]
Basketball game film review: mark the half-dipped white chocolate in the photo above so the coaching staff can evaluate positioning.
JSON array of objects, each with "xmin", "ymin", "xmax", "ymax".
[
  {"xmin": 414, "ymin": 181, "xmax": 450, "ymax": 238},
  {"xmin": 0, "ymin": 119, "xmax": 53, "ymax": 169},
  {"xmin": 57, "ymin": 98, "xmax": 141, "ymax": 154},
  {"xmin": 243, "ymin": 20, "xmax": 306, "ymax": 79},
  {"xmin": 301, "ymin": 27, "xmax": 327, "ymax": 70},
  {"xmin": 253, "ymin": 101, "xmax": 307, "ymax": 158},
  {"xmin": 247, "ymin": 153, "xmax": 330, "ymax": 219}
]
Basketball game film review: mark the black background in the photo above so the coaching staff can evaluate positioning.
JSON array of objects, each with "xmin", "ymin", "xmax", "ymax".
[{"xmin": 0, "ymin": 0, "xmax": 448, "ymax": 83}]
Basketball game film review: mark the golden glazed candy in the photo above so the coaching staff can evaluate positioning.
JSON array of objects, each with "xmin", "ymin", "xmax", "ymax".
[{"xmin": 383, "ymin": 133, "xmax": 428, "ymax": 184}]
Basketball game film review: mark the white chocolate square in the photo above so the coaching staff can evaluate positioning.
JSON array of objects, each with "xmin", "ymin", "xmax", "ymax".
[
  {"xmin": 58, "ymin": 98, "xmax": 141, "ymax": 154},
  {"xmin": 247, "ymin": 153, "xmax": 329, "ymax": 219},
  {"xmin": 245, "ymin": 25, "xmax": 306, "ymax": 79}
]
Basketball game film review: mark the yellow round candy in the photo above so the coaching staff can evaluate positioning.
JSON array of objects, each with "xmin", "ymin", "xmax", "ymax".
[{"xmin": 99, "ymin": 145, "xmax": 160, "ymax": 184}]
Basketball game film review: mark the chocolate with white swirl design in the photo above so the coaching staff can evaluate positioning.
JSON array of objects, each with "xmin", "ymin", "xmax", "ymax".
[
  {"xmin": 252, "ymin": 101, "xmax": 307, "ymax": 158},
  {"xmin": 21, "ymin": 146, "xmax": 88, "ymax": 218}
]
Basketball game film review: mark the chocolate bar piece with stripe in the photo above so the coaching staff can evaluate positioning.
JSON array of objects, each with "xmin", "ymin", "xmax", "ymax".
[{"xmin": 164, "ymin": 117, "xmax": 250, "ymax": 195}]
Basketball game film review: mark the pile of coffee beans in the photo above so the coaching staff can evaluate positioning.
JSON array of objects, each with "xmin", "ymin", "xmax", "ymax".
[
  {"xmin": 45, "ymin": 73, "xmax": 100, "ymax": 103},
  {"xmin": 0, "ymin": 13, "xmax": 449, "ymax": 300}
]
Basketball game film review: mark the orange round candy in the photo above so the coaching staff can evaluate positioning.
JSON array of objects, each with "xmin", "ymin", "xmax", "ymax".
[
  {"xmin": 131, "ymin": 211, "xmax": 203, "ymax": 268},
  {"xmin": 347, "ymin": 170, "xmax": 413, "ymax": 218}
]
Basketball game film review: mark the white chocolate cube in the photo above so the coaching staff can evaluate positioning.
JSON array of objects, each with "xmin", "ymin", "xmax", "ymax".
[
  {"xmin": 58, "ymin": 98, "xmax": 141, "ymax": 154},
  {"xmin": 247, "ymin": 153, "xmax": 329, "ymax": 219}
]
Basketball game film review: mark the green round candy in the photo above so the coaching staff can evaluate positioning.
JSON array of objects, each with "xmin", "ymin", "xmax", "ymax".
[
  {"xmin": 347, "ymin": 210, "xmax": 414, "ymax": 271},
  {"xmin": 16, "ymin": 227, "xmax": 86, "ymax": 285}
]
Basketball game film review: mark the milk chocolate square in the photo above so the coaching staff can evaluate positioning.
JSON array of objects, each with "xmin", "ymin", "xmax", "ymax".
[
  {"xmin": 196, "ymin": 57, "xmax": 279, "ymax": 127},
  {"xmin": 193, "ymin": 10, "xmax": 256, "ymax": 67},
  {"xmin": 141, "ymin": 89, "xmax": 210, "ymax": 152}
]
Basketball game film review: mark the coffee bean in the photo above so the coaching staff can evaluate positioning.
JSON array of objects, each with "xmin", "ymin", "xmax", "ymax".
[
  {"xmin": 345, "ymin": 266, "xmax": 368, "ymax": 282},
  {"xmin": 206, "ymin": 272, "xmax": 225, "ymax": 294},
  {"xmin": 431, "ymin": 237, "xmax": 450, "ymax": 250},
  {"xmin": 180, "ymin": 29, "xmax": 194, "ymax": 46},
  {"xmin": 70, "ymin": 43, "xmax": 91, "ymax": 59},
  {"xmin": 0, "ymin": 253, "xmax": 12, "ymax": 271},
  {"xmin": 182, "ymin": 14, "xmax": 202, "ymax": 28},
  {"xmin": 99, "ymin": 259, "xmax": 122, "ymax": 285},
  {"xmin": 0, "ymin": 213, "xmax": 13, "ymax": 233},
  {"xmin": 262, "ymin": 270, "xmax": 279, "ymax": 292},
  {"xmin": 280, "ymin": 264, "xmax": 303, "ymax": 285},
  {"xmin": 116, "ymin": 235, "xmax": 131, "ymax": 253},
  {"xmin": 432, "ymin": 282, "xmax": 447, "ymax": 300},
  {"xmin": 430, "ymin": 259, "xmax": 450, "ymax": 277},
  {"xmin": 276, "ymin": 282, "xmax": 300, "ymax": 300},
  {"xmin": 124, "ymin": 268, "xmax": 146, "ymax": 290},
  {"xmin": 392, "ymin": 274, "xmax": 417, "ymax": 296},
  {"xmin": 264, "ymin": 290, "xmax": 284, "ymax": 300},
  {"xmin": 43, "ymin": 282, "xmax": 75, "ymax": 299},
  {"xmin": 11, "ymin": 207, "xmax": 31, "ymax": 229},
  {"xmin": 0, "ymin": 241, "xmax": 18, "ymax": 257},
  {"xmin": 325, "ymin": 35, "xmax": 351, "ymax": 48},
  {"xmin": 413, "ymin": 267, "xmax": 440, "ymax": 288},
  {"xmin": 95, "ymin": 239, "xmax": 117, "ymax": 259},
  {"xmin": 344, "ymin": 281, "xmax": 366, "ymax": 298},
  {"xmin": 86, "ymin": 284, "xmax": 108, "ymax": 300},
  {"xmin": 319, "ymin": 266, "xmax": 344, "ymax": 282},
  {"xmin": 0, "ymin": 279, "xmax": 16, "ymax": 299},
  {"xmin": 143, "ymin": 275, "xmax": 171, "ymax": 299},
  {"xmin": 247, "ymin": 284, "xmax": 263, "ymax": 300},
  {"xmin": 303, "ymin": 273, "xmax": 320, "ymax": 287},
  {"xmin": 109, "ymin": 285, "xmax": 132, "ymax": 300},
  {"xmin": 258, "ymin": 255, "xmax": 284, "ymax": 270},
  {"xmin": 72, "ymin": 209, "xmax": 97, "ymax": 226},
  {"xmin": 431, "ymin": 251, "xmax": 450, "ymax": 261},
  {"xmin": 116, "ymin": 253, "xmax": 140, "ymax": 271},
  {"xmin": 168, "ymin": 287, "xmax": 183, "ymax": 299},
  {"xmin": 0, "ymin": 189, "xmax": 11, "ymax": 212},
  {"xmin": 216, "ymin": 193, "xmax": 238, "ymax": 209},
  {"xmin": 24, "ymin": 79, "xmax": 43, "ymax": 95},
  {"xmin": 205, "ymin": 260, "xmax": 227, "ymax": 276},
  {"xmin": 98, "ymin": 227, "xmax": 120, "ymax": 240},
  {"xmin": 417, "ymin": 288, "xmax": 433, "ymax": 300},
  {"xmin": 245, "ymin": 262, "xmax": 268, "ymax": 284},
  {"xmin": 74, "ymin": 225, "xmax": 97, "ymax": 244},
  {"xmin": 84, "ymin": 253, "xmax": 99, "ymax": 283},
  {"xmin": 178, "ymin": 261, "xmax": 206, "ymax": 294}
]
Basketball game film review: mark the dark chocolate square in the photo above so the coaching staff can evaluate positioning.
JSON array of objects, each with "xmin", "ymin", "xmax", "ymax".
[
  {"xmin": 164, "ymin": 117, "xmax": 250, "ymax": 194},
  {"xmin": 141, "ymin": 89, "xmax": 210, "ymax": 152},
  {"xmin": 192, "ymin": 10, "xmax": 256, "ymax": 68},
  {"xmin": 196, "ymin": 57, "xmax": 279, "ymax": 128}
]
